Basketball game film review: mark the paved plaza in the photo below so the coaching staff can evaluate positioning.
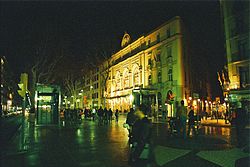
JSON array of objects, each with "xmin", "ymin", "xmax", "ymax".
[{"xmin": 1, "ymin": 115, "xmax": 249, "ymax": 167}]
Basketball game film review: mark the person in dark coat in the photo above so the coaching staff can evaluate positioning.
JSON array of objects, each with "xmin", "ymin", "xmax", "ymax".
[
  {"xmin": 131, "ymin": 109, "xmax": 153, "ymax": 164},
  {"xmin": 115, "ymin": 109, "xmax": 119, "ymax": 123},
  {"xmin": 187, "ymin": 107, "xmax": 196, "ymax": 136},
  {"xmin": 235, "ymin": 101, "xmax": 248, "ymax": 148},
  {"xmin": 126, "ymin": 108, "xmax": 136, "ymax": 137}
]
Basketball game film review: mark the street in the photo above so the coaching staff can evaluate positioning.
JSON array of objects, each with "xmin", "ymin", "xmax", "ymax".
[{"xmin": 1, "ymin": 114, "xmax": 249, "ymax": 167}]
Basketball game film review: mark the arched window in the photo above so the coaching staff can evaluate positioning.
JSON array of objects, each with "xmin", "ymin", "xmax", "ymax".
[
  {"xmin": 167, "ymin": 47, "xmax": 172, "ymax": 58},
  {"xmin": 123, "ymin": 70, "xmax": 129, "ymax": 88},
  {"xmin": 158, "ymin": 92, "xmax": 162, "ymax": 106},
  {"xmin": 168, "ymin": 69, "xmax": 173, "ymax": 81},
  {"xmin": 133, "ymin": 68, "xmax": 140, "ymax": 86},
  {"xmin": 116, "ymin": 72, "xmax": 121, "ymax": 90},
  {"xmin": 148, "ymin": 75, "xmax": 152, "ymax": 85},
  {"xmin": 158, "ymin": 71, "xmax": 162, "ymax": 83}
]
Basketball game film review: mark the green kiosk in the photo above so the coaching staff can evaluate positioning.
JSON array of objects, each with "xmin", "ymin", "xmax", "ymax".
[{"xmin": 35, "ymin": 84, "xmax": 61, "ymax": 125}]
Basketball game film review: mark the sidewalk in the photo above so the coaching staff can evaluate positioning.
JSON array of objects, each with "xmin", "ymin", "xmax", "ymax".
[
  {"xmin": 150, "ymin": 117, "xmax": 231, "ymax": 127},
  {"xmin": 1, "ymin": 115, "xmax": 249, "ymax": 167}
]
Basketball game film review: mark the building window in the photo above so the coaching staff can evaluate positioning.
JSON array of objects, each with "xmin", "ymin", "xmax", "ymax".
[
  {"xmin": 157, "ymin": 34, "xmax": 160, "ymax": 43},
  {"xmin": 158, "ymin": 71, "xmax": 162, "ymax": 83},
  {"xmin": 148, "ymin": 58, "xmax": 152, "ymax": 66},
  {"xmin": 158, "ymin": 92, "xmax": 162, "ymax": 106},
  {"xmin": 148, "ymin": 39, "xmax": 151, "ymax": 47},
  {"xmin": 167, "ymin": 47, "xmax": 172, "ymax": 58},
  {"xmin": 156, "ymin": 53, "xmax": 161, "ymax": 62},
  {"xmin": 86, "ymin": 79, "xmax": 90, "ymax": 85},
  {"xmin": 238, "ymin": 40, "xmax": 248, "ymax": 60},
  {"xmin": 133, "ymin": 69, "xmax": 140, "ymax": 86},
  {"xmin": 148, "ymin": 75, "xmax": 152, "ymax": 85},
  {"xmin": 94, "ymin": 83, "xmax": 99, "ymax": 89},
  {"xmin": 123, "ymin": 71, "xmax": 130, "ymax": 88},
  {"xmin": 239, "ymin": 67, "xmax": 249, "ymax": 88},
  {"xmin": 92, "ymin": 92, "xmax": 99, "ymax": 99},
  {"xmin": 116, "ymin": 72, "xmax": 121, "ymax": 90},
  {"xmin": 168, "ymin": 69, "xmax": 173, "ymax": 81},
  {"xmin": 166, "ymin": 28, "xmax": 170, "ymax": 38}
]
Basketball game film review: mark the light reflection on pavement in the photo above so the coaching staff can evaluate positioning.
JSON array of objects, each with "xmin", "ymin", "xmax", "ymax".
[{"xmin": 1, "ymin": 115, "xmax": 249, "ymax": 167}]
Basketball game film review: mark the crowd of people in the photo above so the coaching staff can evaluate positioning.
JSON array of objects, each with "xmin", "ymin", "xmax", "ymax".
[{"xmin": 61, "ymin": 107, "xmax": 120, "ymax": 125}]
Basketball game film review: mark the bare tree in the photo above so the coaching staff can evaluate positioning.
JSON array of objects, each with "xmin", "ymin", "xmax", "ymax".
[
  {"xmin": 29, "ymin": 38, "xmax": 63, "ymax": 109},
  {"xmin": 63, "ymin": 72, "xmax": 83, "ymax": 109}
]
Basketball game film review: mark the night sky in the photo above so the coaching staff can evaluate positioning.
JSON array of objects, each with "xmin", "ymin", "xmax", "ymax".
[{"xmin": 0, "ymin": 1, "xmax": 225, "ymax": 97}]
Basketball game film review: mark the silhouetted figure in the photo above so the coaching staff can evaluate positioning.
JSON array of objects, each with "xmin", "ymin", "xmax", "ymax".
[
  {"xmin": 187, "ymin": 107, "xmax": 196, "ymax": 136},
  {"xmin": 115, "ymin": 109, "xmax": 119, "ymax": 123},
  {"xmin": 108, "ymin": 108, "xmax": 113, "ymax": 124},
  {"xmin": 176, "ymin": 100, "xmax": 187, "ymax": 138},
  {"xmin": 126, "ymin": 108, "xmax": 136, "ymax": 137},
  {"xmin": 130, "ymin": 109, "xmax": 152, "ymax": 164},
  {"xmin": 235, "ymin": 102, "xmax": 248, "ymax": 148},
  {"xmin": 97, "ymin": 107, "xmax": 104, "ymax": 126}
]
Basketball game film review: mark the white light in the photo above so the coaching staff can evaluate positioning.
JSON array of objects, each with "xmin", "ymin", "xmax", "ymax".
[{"xmin": 129, "ymin": 94, "xmax": 134, "ymax": 102}]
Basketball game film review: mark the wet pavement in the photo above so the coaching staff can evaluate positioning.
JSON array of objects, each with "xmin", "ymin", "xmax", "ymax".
[{"xmin": 1, "ymin": 115, "xmax": 249, "ymax": 167}]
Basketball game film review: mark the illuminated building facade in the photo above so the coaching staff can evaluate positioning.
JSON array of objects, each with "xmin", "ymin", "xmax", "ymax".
[
  {"xmin": 220, "ymin": 1, "xmax": 250, "ymax": 106},
  {"xmin": 83, "ymin": 16, "xmax": 212, "ymax": 116},
  {"xmin": 102, "ymin": 16, "xmax": 192, "ymax": 116}
]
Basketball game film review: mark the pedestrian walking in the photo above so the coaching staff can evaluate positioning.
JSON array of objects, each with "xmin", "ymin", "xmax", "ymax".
[
  {"xmin": 97, "ymin": 107, "xmax": 104, "ymax": 126},
  {"xmin": 235, "ymin": 101, "xmax": 248, "ymax": 148},
  {"xmin": 108, "ymin": 108, "xmax": 113, "ymax": 124},
  {"xmin": 115, "ymin": 109, "xmax": 119, "ymax": 123},
  {"xmin": 126, "ymin": 108, "xmax": 136, "ymax": 137},
  {"xmin": 176, "ymin": 100, "xmax": 187, "ymax": 138},
  {"xmin": 187, "ymin": 107, "xmax": 196, "ymax": 136},
  {"xmin": 129, "ymin": 108, "xmax": 154, "ymax": 165},
  {"xmin": 103, "ymin": 107, "xmax": 108, "ymax": 125},
  {"xmin": 92, "ymin": 107, "xmax": 96, "ymax": 121}
]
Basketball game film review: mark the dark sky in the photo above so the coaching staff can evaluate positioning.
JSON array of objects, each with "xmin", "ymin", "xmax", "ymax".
[{"xmin": 0, "ymin": 1, "xmax": 225, "ymax": 96}]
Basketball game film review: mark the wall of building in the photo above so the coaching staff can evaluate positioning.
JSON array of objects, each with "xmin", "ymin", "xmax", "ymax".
[{"xmin": 221, "ymin": 0, "xmax": 250, "ymax": 104}]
